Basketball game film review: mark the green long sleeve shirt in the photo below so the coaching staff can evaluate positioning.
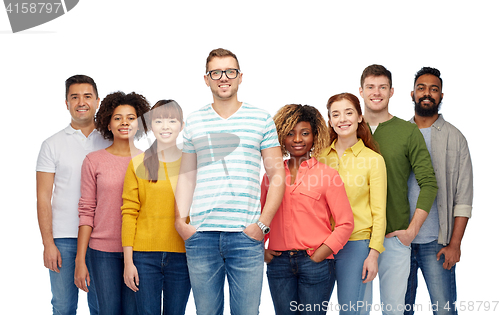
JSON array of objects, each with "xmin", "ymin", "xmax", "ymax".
[{"xmin": 371, "ymin": 116, "xmax": 438, "ymax": 234}]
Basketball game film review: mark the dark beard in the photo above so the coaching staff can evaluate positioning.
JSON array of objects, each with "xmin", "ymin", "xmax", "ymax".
[{"xmin": 413, "ymin": 95, "xmax": 441, "ymax": 117}]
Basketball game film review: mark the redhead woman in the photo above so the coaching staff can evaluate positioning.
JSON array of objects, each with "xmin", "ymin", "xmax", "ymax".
[{"xmin": 319, "ymin": 93, "xmax": 387, "ymax": 315}]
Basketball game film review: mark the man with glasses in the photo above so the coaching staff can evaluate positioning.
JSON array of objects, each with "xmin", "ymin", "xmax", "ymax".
[{"xmin": 175, "ymin": 48, "xmax": 285, "ymax": 315}]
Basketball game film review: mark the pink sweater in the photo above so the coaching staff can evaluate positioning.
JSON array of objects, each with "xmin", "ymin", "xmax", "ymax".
[{"xmin": 79, "ymin": 149, "xmax": 134, "ymax": 252}]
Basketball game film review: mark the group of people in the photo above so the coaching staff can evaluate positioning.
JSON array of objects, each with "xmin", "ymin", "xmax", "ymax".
[{"xmin": 36, "ymin": 48, "xmax": 473, "ymax": 315}]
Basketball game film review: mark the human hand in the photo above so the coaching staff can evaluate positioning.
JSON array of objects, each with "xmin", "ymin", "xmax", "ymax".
[
  {"xmin": 175, "ymin": 220, "xmax": 197, "ymax": 241},
  {"xmin": 362, "ymin": 249, "xmax": 379, "ymax": 283},
  {"xmin": 385, "ymin": 229, "xmax": 415, "ymax": 247},
  {"xmin": 265, "ymin": 249, "xmax": 281, "ymax": 263},
  {"xmin": 437, "ymin": 244, "xmax": 461, "ymax": 270},
  {"xmin": 43, "ymin": 243, "xmax": 62, "ymax": 273},
  {"xmin": 124, "ymin": 263, "xmax": 139, "ymax": 292},
  {"xmin": 243, "ymin": 223, "xmax": 264, "ymax": 241},
  {"xmin": 74, "ymin": 260, "xmax": 90, "ymax": 292},
  {"xmin": 309, "ymin": 244, "xmax": 333, "ymax": 263}
]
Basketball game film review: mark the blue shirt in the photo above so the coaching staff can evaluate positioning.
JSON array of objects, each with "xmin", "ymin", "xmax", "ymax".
[{"xmin": 408, "ymin": 127, "xmax": 439, "ymax": 244}]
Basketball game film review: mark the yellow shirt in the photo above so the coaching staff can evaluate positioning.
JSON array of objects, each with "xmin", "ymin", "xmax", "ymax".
[
  {"xmin": 319, "ymin": 139, "xmax": 387, "ymax": 253},
  {"xmin": 121, "ymin": 153, "xmax": 186, "ymax": 252}
]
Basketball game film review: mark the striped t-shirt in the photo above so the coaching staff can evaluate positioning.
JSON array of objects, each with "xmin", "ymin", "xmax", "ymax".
[{"xmin": 183, "ymin": 103, "xmax": 279, "ymax": 231}]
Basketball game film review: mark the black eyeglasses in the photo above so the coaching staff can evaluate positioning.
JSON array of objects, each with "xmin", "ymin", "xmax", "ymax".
[{"xmin": 206, "ymin": 69, "xmax": 240, "ymax": 80}]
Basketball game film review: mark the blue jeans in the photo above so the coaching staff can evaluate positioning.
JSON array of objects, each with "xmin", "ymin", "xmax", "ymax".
[
  {"xmin": 133, "ymin": 251, "xmax": 191, "ymax": 315},
  {"xmin": 362, "ymin": 236, "xmax": 411, "ymax": 315},
  {"xmin": 334, "ymin": 240, "xmax": 370, "ymax": 315},
  {"xmin": 184, "ymin": 231, "xmax": 264, "ymax": 315},
  {"xmin": 49, "ymin": 238, "xmax": 98, "ymax": 315},
  {"xmin": 404, "ymin": 241, "xmax": 457, "ymax": 315},
  {"xmin": 88, "ymin": 248, "xmax": 138, "ymax": 315},
  {"xmin": 267, "ymin": 250, "xmax": 334, "ymax": 315}
]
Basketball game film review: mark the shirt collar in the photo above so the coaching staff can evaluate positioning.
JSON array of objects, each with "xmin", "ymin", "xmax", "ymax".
[
  {"xmin": 432, "ymin": 114, "xmax": 445, "ymax": 130},
  {"xmin": 64, "ymin": 123, "xmax": 77, "ymax": 135},
  {"xmin": 64, "ymin": 124, "xmax": 99, "ymax": 137},
  {"xmin": 409, "ymin": 114, "xmax": 445, "ymax": 131},
  {"xmin": 323, "ymin": 139, "xmax": 365, "ymax": 157},
  {"xmin": 350, "ymin": 139, "xmax": 365, "ymax": 156},
  {"xmin": 284, "ymin": 156, "xmax": 318, "ymax": 170}
]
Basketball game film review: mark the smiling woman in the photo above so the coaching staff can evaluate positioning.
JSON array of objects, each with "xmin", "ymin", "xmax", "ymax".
[
  {"xmin": 74, "ymin": 91, "xmax": 150, "ymax": 315},
  {"xmin": 95, "ymin": 92, "xmax": 149, "ymax": 141},
  {"xmin": 262, "ymin": 104, "xmax": 354, "ymax": 315},
  {"xmin": 319, "ymin": 92, "xmax": 387, "ymax": 314},
  {"xmin": 108, "ymin": 104, "xmax": 138, "ymax": 140},
  {"xmin": 121, "ymin": 99, "xmax": 191, "ymax": 314}
]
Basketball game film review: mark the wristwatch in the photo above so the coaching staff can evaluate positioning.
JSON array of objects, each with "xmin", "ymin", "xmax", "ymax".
[{"xmin": 257, "ymin": 221, "xmax": 270, "ymax": 235}]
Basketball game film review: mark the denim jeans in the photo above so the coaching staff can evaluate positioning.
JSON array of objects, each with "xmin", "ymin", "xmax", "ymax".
[
  {"xmin": 133, "ymin": 251, "xmax": 191, "ymax": 315},
  {"xmin": 49, "ymin": 238, "xmax": 98, "ymax": 315},
  {"xmin": 88, "ymin": 248, "xmax": 138, "ymax": 315},
  {"xmin": 184, "ymin": 231, "xmax": 264, "ymax": 315},
  {"xmin": 361, "ymin": 236, "xmax": 411, "ymax": 315},
  {"xmin": 333, "ymin": 240, "xmax": 370, "ymax": 315},
  {"xmin": 266, "ymin": 250, "xmax": 334, "ymax": 315},
  {"xmin": 404, "ymin": 241, "xmax": 457, "ymax": 315}
]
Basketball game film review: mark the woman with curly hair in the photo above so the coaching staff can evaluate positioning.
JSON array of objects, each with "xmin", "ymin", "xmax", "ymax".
[
  {"xmin": 261, "ymin": 104, "xmax": 354, "ymax": 315},
  {"xmin": 74, "ymin": 91, "xmax": 150, "ymax": 315},
  {"xmin": 121, "ymin": 100, "xmax": 191, "ymax": 314},
  {"xmin": 319, "ymin": 93, "xmax": 387, "ymax": 315}
]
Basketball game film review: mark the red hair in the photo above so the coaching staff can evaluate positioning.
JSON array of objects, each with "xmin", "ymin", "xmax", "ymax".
[{"xmin": 326, "ymin": 93, "xmax": 380, "ymax": 154}]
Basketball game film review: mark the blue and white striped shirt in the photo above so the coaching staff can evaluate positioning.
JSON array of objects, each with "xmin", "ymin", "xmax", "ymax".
[{"xmin": 183, "ymin": 103, "xmax": 279, "ymax": 231}]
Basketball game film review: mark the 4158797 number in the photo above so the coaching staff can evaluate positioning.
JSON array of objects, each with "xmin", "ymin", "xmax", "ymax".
[{"xmin": 5, "ymin": 2, "xmax": 62, "ymax": 14}]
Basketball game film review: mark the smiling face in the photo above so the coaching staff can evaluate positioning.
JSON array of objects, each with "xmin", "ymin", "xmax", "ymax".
[
  {"xmin": 284, "ymin": 121, "xmax": 314, "ymax": 160},
  {"xmin": 108, "ymin": 104, "xmax": 138, "ymax": 141},
  {"xmin": 412, "ymin": 74, "xmax": 443, "ymax": 117},
  {"xmin": 329, "ymin": 99, "xmax": 363, "ymax": 142},
  {"xmin": 359, "ymin": 75, "xmax": 394, "ymax": 113},
  {"xmin": 204, "ymin": 56, "xmax": 242, "ymax": 102},
  {"xmin": 65, "ymin": 83, "xmax": 100, "ymax": 127},
  {"xmin": 151, "ymin": 116, "xmax": 183, "ymax": 147}
]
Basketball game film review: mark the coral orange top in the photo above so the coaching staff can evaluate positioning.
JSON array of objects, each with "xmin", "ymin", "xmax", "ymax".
[{"xmin": 261, "ymin": 157, "xmax": 354, "ymax": 259}]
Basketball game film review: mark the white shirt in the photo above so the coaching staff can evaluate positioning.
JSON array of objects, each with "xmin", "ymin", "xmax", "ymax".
[{"xmin": 36, "ymin": 124, "xmax": 111, "ymax": 238}]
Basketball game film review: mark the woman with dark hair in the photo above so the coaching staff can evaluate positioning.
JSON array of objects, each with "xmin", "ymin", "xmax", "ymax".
[
  {"xmin": 262, "ymin": 104, "xmax": 354, "ymax": 315},
  {"xmin": 121, "ymin": 100, "xmax": 191, "ymax": 314},
  {"xmin": 74, "ymin": 91, "xmax": 150, "ymax": 315},
  {"xmin": 319, "ymin": 93, "xmax": 387, "ymax": 314}
]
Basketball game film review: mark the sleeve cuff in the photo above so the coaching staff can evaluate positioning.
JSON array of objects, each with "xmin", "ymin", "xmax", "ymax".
[
  {"xmin": 369, "ymin": 239, "xmax": 385, "ymax": 254},
  {"xmin": 453, "ymin": 204, "xmax": 472, "ymax": 218}
]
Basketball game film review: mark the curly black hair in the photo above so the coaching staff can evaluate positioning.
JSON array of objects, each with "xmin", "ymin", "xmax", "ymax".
[{"xmin": 95, "ymin": 91, "xmax": 151, "ymax": 140}]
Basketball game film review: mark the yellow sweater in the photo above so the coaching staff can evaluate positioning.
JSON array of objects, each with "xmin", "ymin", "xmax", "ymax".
[
  {"xmin": 319, "ymin": 139, "xmax": 387, "ymax": 253},
  {"xmin": 121, "ymin": 153, "xmax": 185, "ymax": 252}
]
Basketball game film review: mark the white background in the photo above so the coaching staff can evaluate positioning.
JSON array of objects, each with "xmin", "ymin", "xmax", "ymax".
[{"xmin": 1, "ymin": 1, "xmax": 498, "ymax": 314}]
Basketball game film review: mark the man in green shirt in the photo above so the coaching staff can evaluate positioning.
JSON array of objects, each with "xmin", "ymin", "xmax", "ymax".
[{"xmin": 358, "ymin": 65, "xmax": 438, "ymax": 315}]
